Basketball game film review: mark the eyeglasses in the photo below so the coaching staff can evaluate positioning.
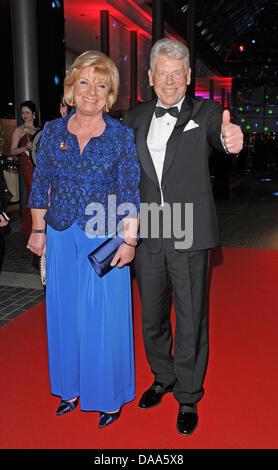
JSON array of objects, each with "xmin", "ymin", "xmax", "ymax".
[{"xmin": 155, "ymin": 71, "xmax": 186, "ymax": 82}]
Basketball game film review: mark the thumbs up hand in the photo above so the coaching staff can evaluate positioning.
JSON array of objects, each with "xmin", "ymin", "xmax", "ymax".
[{"xmin": 221, "ymin": 109, "xmax": 243, "ymax": 154}]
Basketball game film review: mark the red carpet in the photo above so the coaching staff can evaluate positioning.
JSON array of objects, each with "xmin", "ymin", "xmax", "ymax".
[{"xmin": 1, "ymin": 247, "xmax": 278, "ymax": 450}]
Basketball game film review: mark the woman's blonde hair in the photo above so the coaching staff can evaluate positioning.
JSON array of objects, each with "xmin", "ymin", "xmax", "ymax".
[{"xmin": 64, "ymin": 50, "xmax": 119, "ymax": 109}]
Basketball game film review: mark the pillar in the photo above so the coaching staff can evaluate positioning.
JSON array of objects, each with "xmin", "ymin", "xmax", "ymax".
[
  {"xmin": 227, "ymin": 92, "xmax": 231, "ymax": 109},
  {"xmin": 221, "ymin": 87, "xmax": 225, "ymax": 107},
  {"xmin": 187, "ymin": 0, "xmax": 196, "ymax": 97},
  {"xmin": 209, "ymin": 79, "xmax": 214, "ymax": 100},
  {"xmin": 10, "ymin": 0, "xmax": 40, "ymax": 220},
  {"xmin": 100, "ymin": 10, "xmax": 109, "ymax": 56},
  {"xmin": 130, "ymin": 31, "xmax": 138, "ymax": 107},
  {"xmin": 10, "ymin": 0, "xmax": 40, "ymax": 124},
  {"xmin": 152, "ymin": 0, "xmax": 164, "ymax": 44}
]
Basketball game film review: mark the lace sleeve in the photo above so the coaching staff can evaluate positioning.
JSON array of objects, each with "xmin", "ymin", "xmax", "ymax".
[{"xmin": 28, "ymin": 122, "xmax": 52, "ymax": 209}]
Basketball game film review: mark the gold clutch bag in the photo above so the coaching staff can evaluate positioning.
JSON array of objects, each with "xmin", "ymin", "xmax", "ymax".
[{"xmin": 40, "ymin": 250, "xmax": 46, "ymax": 285}]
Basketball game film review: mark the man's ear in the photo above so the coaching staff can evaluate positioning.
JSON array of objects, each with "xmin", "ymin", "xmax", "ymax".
[
  {"xmin": 148, "ymin": 68, "xmax": 154, "ymax": 86},
  {"xmin": 186, "ymin": 67, "xmax": 191, "ymax": 86}
]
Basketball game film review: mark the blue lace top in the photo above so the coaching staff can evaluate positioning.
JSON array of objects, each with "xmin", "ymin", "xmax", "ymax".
[{"xmin": 28, "ymin": 108, "xmax": 140, "ymax": 236}]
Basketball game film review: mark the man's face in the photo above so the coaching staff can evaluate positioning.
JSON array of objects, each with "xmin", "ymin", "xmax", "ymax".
[{"xmin": 148, "ymin": 55, "xmax": 191, "ymax": 107}]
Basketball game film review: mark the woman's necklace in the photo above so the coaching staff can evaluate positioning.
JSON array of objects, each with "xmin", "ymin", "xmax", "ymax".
[
  {"xmin": 23, "ymin": 124, "xmax": 36, "ymax": 132},
  {"xmin": 71, "ymin": 116, "xmax": 105, "ymax": 137}
]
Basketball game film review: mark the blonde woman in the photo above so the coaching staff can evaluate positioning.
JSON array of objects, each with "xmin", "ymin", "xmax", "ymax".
[{"xmin": 27, "ymin": 51, "xmax": 140, "ymax": 428}]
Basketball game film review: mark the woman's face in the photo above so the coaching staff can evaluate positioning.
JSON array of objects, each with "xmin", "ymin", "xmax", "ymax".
[
  {"xmin": 72, "ymin": 66, "xmax": 109, "ymax": 117},
  {"xmin": 21, "ymin": 106, "xmax": 33, "ymax": 123}
]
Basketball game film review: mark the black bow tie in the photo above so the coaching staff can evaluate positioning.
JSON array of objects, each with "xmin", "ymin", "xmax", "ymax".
[{"xmin": 155, "ymin": 106, "xmax": 179, "ymax": 119}]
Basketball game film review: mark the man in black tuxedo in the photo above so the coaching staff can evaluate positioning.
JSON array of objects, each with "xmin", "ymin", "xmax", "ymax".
[{"xmin": 123, "ymin": 38, "xmax": 243, "ymax": 435}]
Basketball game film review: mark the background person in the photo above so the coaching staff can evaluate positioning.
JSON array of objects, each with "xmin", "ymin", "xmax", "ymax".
[
  {"xmin": 27, "ymin": 50, "xmax": 140, "ymax": 428},
  {"xmin": 0, "ymin": 165, "xmax": 11, "ymax": 268},
  {"xmin": 59, "ymin": 96, "xmax": 72, "ymax": 117},
  {"xmin": 10, "ymin": 101, "xmax": 40, "ymax": 239}
]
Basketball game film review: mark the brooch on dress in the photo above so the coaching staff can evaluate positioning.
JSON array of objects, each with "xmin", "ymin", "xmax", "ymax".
[{"xmin": 60, "ymin": 141, "xmax": 68, "ymax": 150}]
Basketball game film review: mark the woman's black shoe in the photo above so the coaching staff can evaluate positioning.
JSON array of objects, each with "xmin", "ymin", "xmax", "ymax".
[
  {"xmin": 56, "ymin": 397, "xmax": 79, "ymax": 415},
  {"xmin": 99, "ymin": 408, "xmax": 121, "ymax": 428}
]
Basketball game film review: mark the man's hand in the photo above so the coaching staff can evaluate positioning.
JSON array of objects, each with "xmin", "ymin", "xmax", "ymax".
[{"xmin": 221, "ymin": 109, "xmax": 244, "ymax": 154}]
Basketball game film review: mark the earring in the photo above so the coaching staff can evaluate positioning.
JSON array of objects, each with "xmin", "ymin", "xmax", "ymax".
[
  {"xmin": 104, "ymin": 103, "xmax": 109, "ymax": 113},
  {"xmin": 69, "ymin": 90, "xmax": 74, "ymax": 107}
]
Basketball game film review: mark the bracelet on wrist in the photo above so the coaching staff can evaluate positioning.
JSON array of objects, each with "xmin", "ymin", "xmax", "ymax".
[
  {"xmin": 32, "ymin": 229, "xmax": 46, "ymax": 233},
  {"xmin": 123, "ymin": 239, "xmax": 137, "ymax": 248}
]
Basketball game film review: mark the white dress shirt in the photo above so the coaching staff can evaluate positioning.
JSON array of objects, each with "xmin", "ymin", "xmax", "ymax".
[
  {"xmin": 147, "ymin": 97, "xmax": 227, "ymax": 206},
  {"xmin": 147, "ymin": 97, "xmax": 184, "ymax": 206}
]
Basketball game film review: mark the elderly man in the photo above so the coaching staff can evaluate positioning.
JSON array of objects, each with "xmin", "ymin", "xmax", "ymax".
[{"xmin": 123, "ymin": 38, "xmax": 243, "ymax": 435}]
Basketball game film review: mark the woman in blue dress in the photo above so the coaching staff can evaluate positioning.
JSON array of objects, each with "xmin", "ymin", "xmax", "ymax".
[{"xmin": 27, "ymin": 50, "xmax": 140, "ymax": 428}]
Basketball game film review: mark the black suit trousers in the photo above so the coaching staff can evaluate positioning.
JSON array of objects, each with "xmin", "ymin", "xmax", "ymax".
[{"xmin": 134, "ymin": 239, "xmax": 210, "ymax": 404}]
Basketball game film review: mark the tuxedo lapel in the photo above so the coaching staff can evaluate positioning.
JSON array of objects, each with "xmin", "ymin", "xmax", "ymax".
[
  {"xmin": 135, "ymin": 100, "xmax": 159, "ymax": 184},
  {"xmin": 162, "ymin": 95, "xmax": 193, "ymax": 178}
]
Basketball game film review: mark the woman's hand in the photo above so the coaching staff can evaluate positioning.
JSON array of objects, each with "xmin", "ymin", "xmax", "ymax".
[
  {"xmin": 110, "ymin": 243, "xmax": 135, "ymax": 268},
  {"xmin": 27, "ymin": 232, "xmax": 46, "ymax": 257},
  {"xmin": 26, "ymin": 141, "xmax": 33, "ymax": 151}
]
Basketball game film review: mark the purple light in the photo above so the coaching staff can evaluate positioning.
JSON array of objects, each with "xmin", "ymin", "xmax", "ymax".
[{"xmin": 195, "ymin": 92, "xmax": 210, "ymax": 99}]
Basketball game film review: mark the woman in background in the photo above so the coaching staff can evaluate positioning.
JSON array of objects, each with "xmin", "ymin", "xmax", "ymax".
[
  {"xmin": 10, "ymin": 101, "xmax": 40, "ymax": 239},
  {"xmin": 59, "ymin": 96, "xmax": 72, "ymax": 117}
]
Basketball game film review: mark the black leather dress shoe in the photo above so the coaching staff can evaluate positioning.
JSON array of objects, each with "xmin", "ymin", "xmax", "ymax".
[
  {"xmin": 99, "ymin": 408, "xmax": 121, "ymax": 428},
  {"xmin": 56, "ymin": 397, "xmax": 79, "ymax": 416},
  {"xmin": 138, "ymin": 381, "xmax": 174, "ymax": 409},
  {"xmin": 176, "ymin": 404, "xmax": 198, "ymax": 435}
]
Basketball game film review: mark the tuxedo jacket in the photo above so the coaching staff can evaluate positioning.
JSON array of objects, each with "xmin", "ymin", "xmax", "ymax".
[{"xmin": 123, "ymin": 95, "xmax": 226, "ymax": 252}]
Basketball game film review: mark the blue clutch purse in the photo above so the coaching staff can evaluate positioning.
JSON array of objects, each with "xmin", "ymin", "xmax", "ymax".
[{"xmin": 88, "ymin": 235, "xmax": 123, "ymax": 277}]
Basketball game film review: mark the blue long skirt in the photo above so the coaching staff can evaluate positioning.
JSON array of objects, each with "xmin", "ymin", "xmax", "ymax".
[{"xmin": 45, "ymin": 222, "xmax": 135, "ymax": 412}]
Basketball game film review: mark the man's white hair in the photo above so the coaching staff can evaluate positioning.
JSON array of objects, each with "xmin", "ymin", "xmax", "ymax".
[{"xmin": 150, "ymin": 38, "xmax": 190, "ymax": 72}]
